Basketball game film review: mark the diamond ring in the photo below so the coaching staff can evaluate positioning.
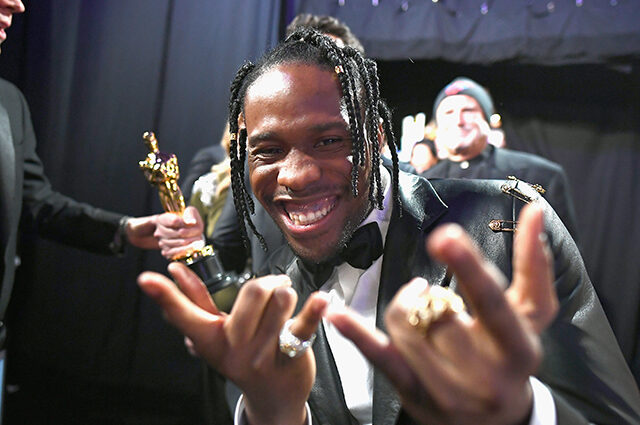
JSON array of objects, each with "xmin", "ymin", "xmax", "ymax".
[{"xmin": 279, "ymin": 318, "xmax": 316, "ymax": 358}]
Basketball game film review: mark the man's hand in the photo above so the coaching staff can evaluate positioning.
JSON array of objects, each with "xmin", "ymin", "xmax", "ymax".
[
  {"xmin": 121, "ymin": 215, "xmax": 157, "ymax": 250},
  {"xmin": 328, "ymin": 204, "xmax": 558, "ymax": 425},
  {"xmin": 151, "ymin": 206, "xmax": 206, "ymax": 259},
  {"xmin": 123, "ymin": 206, "xmax": 205, "ymax": 256},
  {"xmin": 138, "ymin": 263, "xmax": 327, "ymax": 425}
]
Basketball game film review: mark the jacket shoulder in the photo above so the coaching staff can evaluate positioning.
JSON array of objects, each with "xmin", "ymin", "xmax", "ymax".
[
  {"xmin": 0, "ymin": 78, "xmax": 25, "ymax": 106},
  {"xmin": 428, "ymin": 177, "xmax": 540, "ymax": 203},
  {"xmin": 494, "ymin": 148, "xmax": 565, "ymax": 175}
]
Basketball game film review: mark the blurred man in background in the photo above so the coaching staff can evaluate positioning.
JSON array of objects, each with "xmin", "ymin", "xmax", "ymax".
[{"xmin": 423, "ymin": 76, "xmax": 580, "ymax": 240}]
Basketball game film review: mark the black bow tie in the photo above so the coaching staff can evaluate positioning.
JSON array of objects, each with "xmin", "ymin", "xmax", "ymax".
[
  {"xmin": 299, "ymin": 222, "xmax": 384, "ymax": 289},
  {"xmin": 340, "ymin": 222, "xmax": 384, "ymax": 270}
]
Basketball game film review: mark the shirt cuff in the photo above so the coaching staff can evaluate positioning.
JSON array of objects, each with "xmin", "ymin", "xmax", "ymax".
[
  {"xmin": 528, "ymin": 376, "xmax": 556, "ymax": 425},
  {"xmin": 109, "ymin": 215, "xmax": 130, "ymax": 255},
  {"xmin": 234, "ymin": 393, "xmax": 312, "ymax": 425}
]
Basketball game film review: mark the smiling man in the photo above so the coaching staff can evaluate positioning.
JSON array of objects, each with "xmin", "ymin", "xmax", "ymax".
[{"xmin": 141, "ymin": 28, "xmax": 640, "ymax": 425}]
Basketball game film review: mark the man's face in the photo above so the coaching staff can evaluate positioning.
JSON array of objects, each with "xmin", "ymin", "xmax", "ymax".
[
  {"xmin": 243, "ymin": 63, "xmax": 372, "ymax": 263},
  {"xmin": 0, "ymin": 0, "xmax": 25, "ymax": 51},
  {"xmin": 435, "ymin": 94, "xmax": 489, "ymax": 161}
]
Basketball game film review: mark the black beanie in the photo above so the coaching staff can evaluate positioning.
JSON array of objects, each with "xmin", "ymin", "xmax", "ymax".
[{"xmin": 432, "ymin": 77, "xmax": 494, "ymax": 122}]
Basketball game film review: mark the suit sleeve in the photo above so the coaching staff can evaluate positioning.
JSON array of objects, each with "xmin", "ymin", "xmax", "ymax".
[
  {"xmin": 211, "ymin": 186, "xmax": 249, "ymax": 273},
  {"xmin": 541, "ymin": 168, "xmax": 580, "ymax": 246},
  {"xmin": 17, "ymin": 87, "xmax": 123, "ymax": 255},
  {"xmin": 533, "ymin": 196, "xmax": 640, "ymax": 424}
]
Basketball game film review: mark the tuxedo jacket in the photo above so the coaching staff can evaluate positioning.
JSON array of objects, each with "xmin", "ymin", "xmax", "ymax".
[
  {"xmin": 265, "ymin": 171, "xmax": 640, "ymax": 424},
  {"xmin": 422, "ymin": 145, "xmax": 580, "ymax": 242},
  {"xmin": 0, "ymin": 78, "xmax": 122, "ymax": 348}
]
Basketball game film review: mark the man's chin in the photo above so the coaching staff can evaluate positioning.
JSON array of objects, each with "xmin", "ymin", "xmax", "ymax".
[
  {"xmin": 285, "ymin": 226, "xmax": 357, "ymax": 266},
  {"xmin": 289, "ymin": 242, "xmax": 341, "ymax": 266}
]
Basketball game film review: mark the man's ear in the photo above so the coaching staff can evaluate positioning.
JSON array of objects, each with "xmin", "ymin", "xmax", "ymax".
[{"xmin": 238, "ymin": 112, "xmax": 246, "ymax": 132}]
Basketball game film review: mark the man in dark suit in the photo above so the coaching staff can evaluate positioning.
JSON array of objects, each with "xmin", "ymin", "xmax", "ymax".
[
  {"xmin": 0, "ymin": 76, "xmax": 162, "ymax": 340},
  {"xmin": 0, "ymin": 1, "xmax": 166, "ymax": 419},
  {"xmin": 142, "ymin": 29, "xmax": 640, "ymax": 424},
  {"xmin": 422, "ymin": 77, "xmax": 580, "ymax": 240}
]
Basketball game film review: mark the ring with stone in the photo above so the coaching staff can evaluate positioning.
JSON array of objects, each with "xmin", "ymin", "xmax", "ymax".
[
  {"xmin": 407, "ymin": 285, "xmax": 466, "ymax": 335},
  {"xmin": 279, "ymin": 318, "xmax": 316, "ymax": 358}
]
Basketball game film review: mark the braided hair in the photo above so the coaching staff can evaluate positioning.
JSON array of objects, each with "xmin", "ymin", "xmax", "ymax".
[{"xmin": 228, "ymin": 27, "xmax": 400, "ymax": 251}]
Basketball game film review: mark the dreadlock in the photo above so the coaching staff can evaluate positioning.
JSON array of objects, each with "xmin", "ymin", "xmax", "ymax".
[
  {"xmin": 227, "ymin": 63, "xmax": 266, "ymax": 252},
  {"xmin": 227, "ymin": 27, "xmax": 401, "ymax": 251}
]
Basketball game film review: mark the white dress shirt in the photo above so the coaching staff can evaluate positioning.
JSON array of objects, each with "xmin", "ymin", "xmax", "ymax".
[{"xmin": 319, "ymin": 166, "xmax": 392, "ymax": 424}]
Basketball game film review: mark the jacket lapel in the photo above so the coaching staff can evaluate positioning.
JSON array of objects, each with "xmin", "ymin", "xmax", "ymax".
[{"xmin": 372, "ymin": 172, "xmax": 449, "ymax": 425}]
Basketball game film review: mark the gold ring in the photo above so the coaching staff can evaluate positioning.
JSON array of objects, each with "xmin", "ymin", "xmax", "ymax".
[{"xmin": 407, "ymin": 286, "xmax": 465, "ymax": 334}]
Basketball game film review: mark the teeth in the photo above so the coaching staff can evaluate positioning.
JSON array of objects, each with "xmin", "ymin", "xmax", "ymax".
[{"xmin": 288, "ymin": 204, "xmax": 333, "ymax": 226}]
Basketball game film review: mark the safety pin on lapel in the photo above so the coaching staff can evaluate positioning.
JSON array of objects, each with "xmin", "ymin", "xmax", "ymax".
[
  {"xmin": 500, "ymin": 176, "xmax": 545, "ymax": 204},
  {"xmin": 488, "ymin": 219, "xmax": 517, "ymax": 232}
]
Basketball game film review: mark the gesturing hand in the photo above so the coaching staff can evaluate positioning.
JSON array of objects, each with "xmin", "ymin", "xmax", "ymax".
[
  {"xmin": 328, "ymin": 204, "xmax": 558, "ymax": 425},
  {"xmin": 138, "ymin": 263, "xmax": 327, "ymax": 425}
]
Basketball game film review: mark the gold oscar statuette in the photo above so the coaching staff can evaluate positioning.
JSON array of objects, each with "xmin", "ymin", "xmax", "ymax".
[{"xmin": 139, "ymin": 131, "xmax": 239, "ymax": 312}]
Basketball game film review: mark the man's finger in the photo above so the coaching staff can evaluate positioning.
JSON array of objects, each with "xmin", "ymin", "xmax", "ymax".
[
  {"xmin": 508, "ymin": 204, "xmax": 558, "ymax": 334},
  {"xmin": 167, "ymin": 262, "xmax": 220, "ymax": 315},
  {"xmin": 183, "ymin": 206, "xmax": 203, "ymax": 226},
  {"xmin": 250, "ymin": 286, "xmax": 298, "ymax": 368},
  {"xmin": 384, "ymin": 279, "xmax": 483, "ymax": 405},
  {"xmin": 289, "ymin": 291, "xmax": 329, "ymax": 341},
  {"xmin": 226, "ymin": 275, "xmax": 293, "ymax": 346},
  {"xmin": 327, "ymin": 307, "xmax": 415, "ymax": 393},
  {"xmin": 155, "ymin": 212, "xmax": 186, "ymax": 229},
  {"xmin": 137, "ymin": 270, "xmax": 222, "ymax": 342},
  {"xmin": 427, "ymin": 224, "xmax": 532, "ymax": 360}
]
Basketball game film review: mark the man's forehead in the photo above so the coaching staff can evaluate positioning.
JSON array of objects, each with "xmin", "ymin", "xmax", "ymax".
[
  {"xmin": 246, "ymin": 68, "xmax": 292, "ymax": 100},
  {"xmin": 438, "ymin": 94, "xmax": 482, "ymax": 112},
  {"xmin": 243, "ymin": 64, "xmax": 348, "ymax": 122}
]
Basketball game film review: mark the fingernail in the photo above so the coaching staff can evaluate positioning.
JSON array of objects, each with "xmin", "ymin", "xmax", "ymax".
[{"xmin": 311, "ymin": 293, "xmax": 330, "ymax": 316}]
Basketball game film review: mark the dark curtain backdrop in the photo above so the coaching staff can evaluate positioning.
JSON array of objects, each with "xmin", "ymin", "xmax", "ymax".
[
  {"xmin": 293, "ymin": 0, "xmax": 640, "ymax": 64},
  {"xmin": 0, "ymin": 0, "xmax": 280, "ymax": 420}
]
